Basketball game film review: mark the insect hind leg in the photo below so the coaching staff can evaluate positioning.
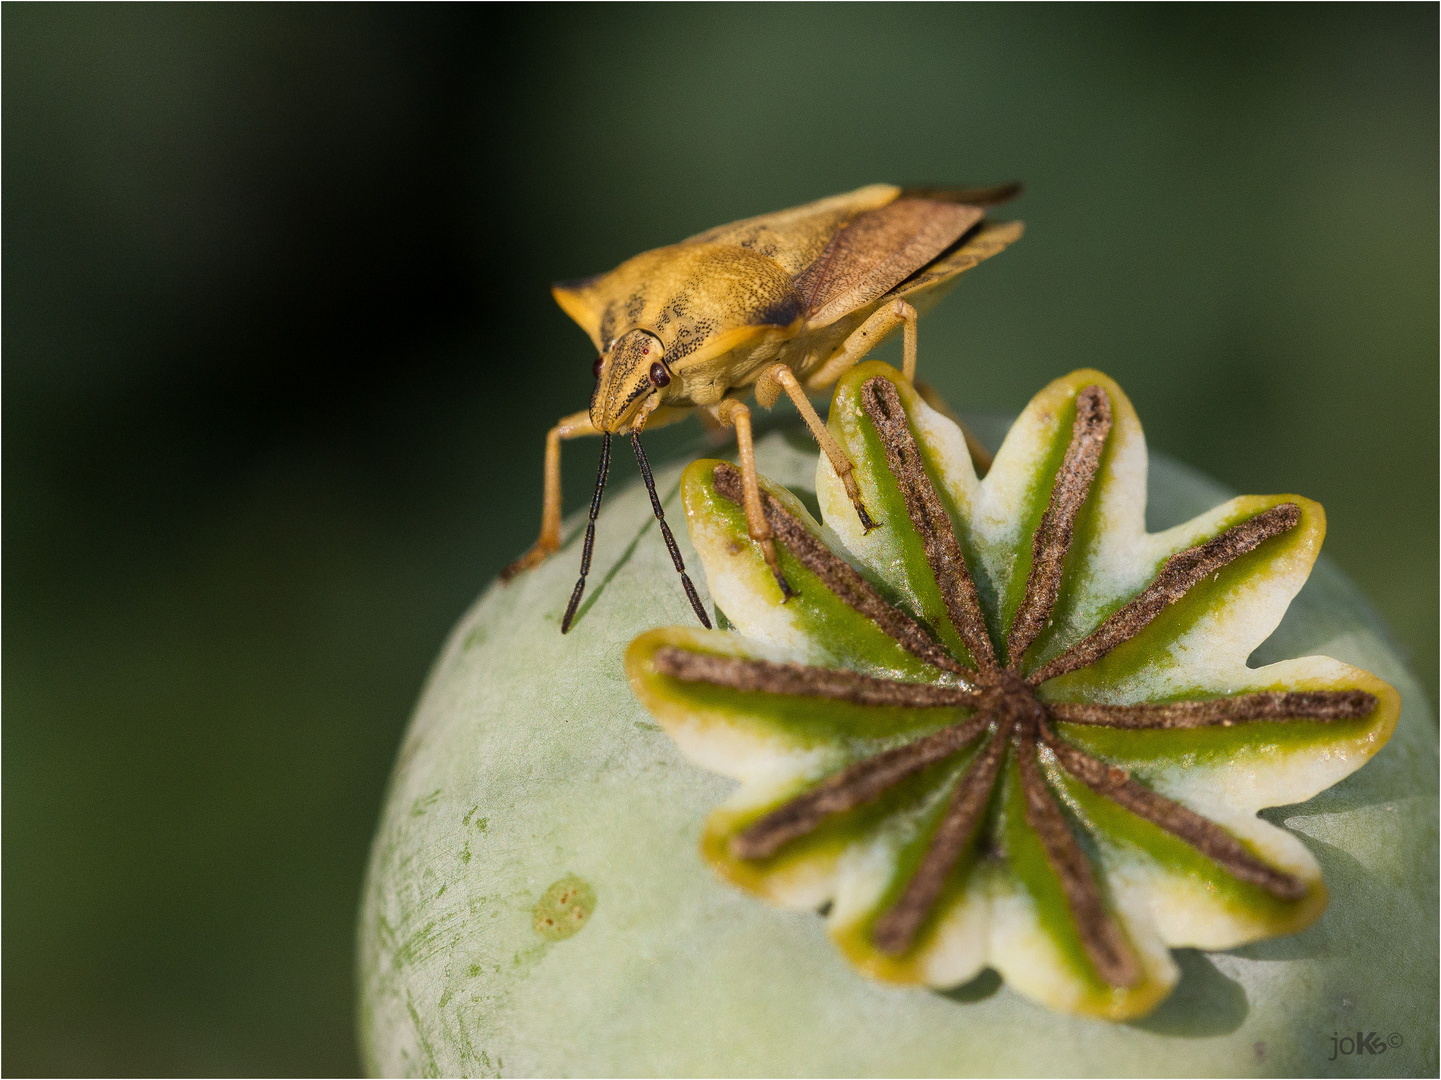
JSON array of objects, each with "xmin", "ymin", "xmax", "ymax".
[
  {"xmin": 803, "ymin": 299, "xmax": 919, "ymax": 390},
  {"xmin": 797, "ymin": 300, "xmax": 994, "ymax": 479},
  {"xmin": 763, "ymin": 363, "xmax": 878, "ymax": 533}
]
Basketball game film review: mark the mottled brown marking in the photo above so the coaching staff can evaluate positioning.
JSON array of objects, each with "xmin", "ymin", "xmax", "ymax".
[
  {"xmin": 1028, "ymin": 503, "xmax": 1303, "ymax": 685},
  {"xmin": 797, "ymin": 199, "xmax": 983, "ymax": 326},
  {"xmin": 1050, "ymin": 689, "xmax": 1376, "ymax": 729},
  {"xmin": 872, "ymin": 716, "xmax": 1013, "ymax": 955},
  {"xmin": 731, "ymin": 714, "xmax": 992, "ymax": 861},
  {"xmin": 653, "ymin": 647, "xmax": 979, "ymax": 707},
  {"xmin": 592, "ymin": 329, "xmax": 656, "ymax": 429},
  {"xmin": 860, "ymin": 377, "xmax": 997, "ymax": 671},
  {"xmin": 712, "ymin": 463, "xmax": 965, "ymax": 675},
  {"xmin": 1019, "ymin": 727, "xmax": 1141, "ymax": 988},
  {"xmin": 890, "ymin": 220, "xmax": 1025, "ymax": 299},
  {"xmin": 681, "ymin": 183, "xmax": 899, "ymax": 276},
  {"xmin": 1007, "ymin": 385, "xmax": 1112, "ymax": 668},
  {"xmin": 1040, "ymin": 727, "xmax": 1307, "ymax": 900}
]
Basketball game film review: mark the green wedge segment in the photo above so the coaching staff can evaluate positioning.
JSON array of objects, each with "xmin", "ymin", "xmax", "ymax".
[{"xmin": 626, "ymin": 362, "xmax": 1399, "ymax": 1020}]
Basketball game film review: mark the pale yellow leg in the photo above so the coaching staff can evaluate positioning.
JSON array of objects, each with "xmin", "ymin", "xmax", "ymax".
[
  {"xmin": 794, "ymin": 295, "xmax": 993, "ymax": 479},
  {"xmin": 803, "ymin": 298, "xmax": 919, "ymax": 391},
  {"xmin": 900, "ymin": 300, "xmax": 918, "ymax": 381},
  {"xmin": 763, "ymin": 363, "xmax": 878, "ymax": 531},
  {"xmin": 501, "ymin": 409, "xmax": 599, "ymax": 580},
  {"xmin": 710, "ymin": 398, "xmax": 793, "ymax": 597}
]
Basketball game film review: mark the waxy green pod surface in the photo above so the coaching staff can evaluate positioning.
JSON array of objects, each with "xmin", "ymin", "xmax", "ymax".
[{"xmin": 359, "ymin": 395, "xmax": 1437, "ymax": 1076}]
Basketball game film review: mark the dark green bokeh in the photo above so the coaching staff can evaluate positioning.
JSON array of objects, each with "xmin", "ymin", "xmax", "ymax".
[{"xmin": 5, "ymin": 6, "xmax": 1435, "ymax": 1075}]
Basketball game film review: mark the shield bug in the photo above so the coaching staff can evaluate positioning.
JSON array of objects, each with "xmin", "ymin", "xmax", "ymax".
[{"xmin": 500, "ymin": 182, "xmax": 1024, "ymax": 632}]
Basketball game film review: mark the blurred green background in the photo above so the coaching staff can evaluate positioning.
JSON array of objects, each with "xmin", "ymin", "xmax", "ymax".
[{"xmin": 5, "ymin": 5, "xmax": 1435, "ymax": 1074}]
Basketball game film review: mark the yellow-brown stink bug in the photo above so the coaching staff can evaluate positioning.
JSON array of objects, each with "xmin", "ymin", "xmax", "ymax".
[{"xmin": 501, "ymin": 183, "xmax": 1024, "ymax": 631}]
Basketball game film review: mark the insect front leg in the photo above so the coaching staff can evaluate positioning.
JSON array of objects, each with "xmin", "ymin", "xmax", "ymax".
[
  {"xmin": 500, "ymin": 409, "xmax": 600, "ymax": 581},
  {"xmin": 709, "ymin": 399, "xmax": 795, "ymax": 599},
  {"xmin": 803, "ymin": 299, "xmax": 920, "ymax": 390},
  {"xmin": 761, "ymin": 363, "xmax": 878, "ymax": 532}
]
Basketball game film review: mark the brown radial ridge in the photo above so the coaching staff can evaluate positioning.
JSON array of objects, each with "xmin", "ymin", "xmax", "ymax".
[{"xmin": 673, "ymin": 376, "xmax": 1370, "ymax": 981}]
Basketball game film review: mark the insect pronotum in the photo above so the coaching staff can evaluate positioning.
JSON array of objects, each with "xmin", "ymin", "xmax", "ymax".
[{"xmin": 500, "ymin": 182, "xmax": 1024, "ymax": 631}]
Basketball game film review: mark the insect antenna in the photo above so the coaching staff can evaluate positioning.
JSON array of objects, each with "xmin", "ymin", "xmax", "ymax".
[
  {"xmin": 561, "ymin": 434, "xmax": 612, "ymax": 633},
  {"xmin": 631, "ymin": 432, "xmax": 713, "ymax": 629}
]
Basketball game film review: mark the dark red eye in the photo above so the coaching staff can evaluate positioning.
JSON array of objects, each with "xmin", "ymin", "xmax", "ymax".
[
  {"xmin": 649, "ymin": 361, "xmax": 670, "ymax": 388},
  {"xmin": 592, "ymin": 356, "xmax": 604, "ymax": 379}
]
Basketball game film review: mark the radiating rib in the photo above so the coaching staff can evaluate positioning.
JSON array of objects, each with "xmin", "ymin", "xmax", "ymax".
[
  {"xmin": 860, "ymin": 377, "xmax": 997, "ymax": 672},
  {"xmin": 730, "ymin": 714, "xmax": 992, "ymax": 860},
  {"xmin": 653, "ymin": 647, "xmax": 980, "ymax": 706},
  {"xmin": 1028, "ymin": 503, "xmax": 1302, "ymax": 685},
  {"xmin": 1019, "ymin": 728, "xmax": 1141, "ymax": 988},
  {"xmin": 872, "ymin": 716, "xmax": 1012, "ymax": 956},
  {"xmin": 1049, "ymin": 689, "xmax": 1376, "ymax": 730},
  {"xmin": 713, "ymin": 463, "xmax": 966, "ymax": 675},
  {"xmin": 1040, "ymin": 726, "xmax": 1307, "ymax": 900},
  {"xmin": 1006, "ymin": 385, "xmax": 1112, "ymax": 668}
]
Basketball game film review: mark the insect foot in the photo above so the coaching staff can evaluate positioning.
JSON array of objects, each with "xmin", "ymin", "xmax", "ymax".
[
  {"xmin": 626, "ymin": 359, "xmax": 1398, "ymax": 1021},
  {"xmin": 499, "ymin": 541, "xmax": 554, "ymax": 582}
]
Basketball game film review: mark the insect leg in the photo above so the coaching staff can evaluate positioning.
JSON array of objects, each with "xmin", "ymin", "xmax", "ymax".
[
  {"xmin": 802, "ymin": 299, "xmax": 920, "ymax": 390},
  {"xmin": 800, "ymin": 302, "xmax": 994, "ymax": 477},
  {"xmin": 899, "ymin": 301, "xmax": 919, "ymax": 381},
  {"xmin": 710, "ymin": 399, "xmax": 795, "ymax": 599},
  {"xmin": 501, "ymin": 410, "xmax": 601, "ymax": 580},
  {"xmin": 764, "ymin": 364, "xmax": 878, "ymax": 532}
]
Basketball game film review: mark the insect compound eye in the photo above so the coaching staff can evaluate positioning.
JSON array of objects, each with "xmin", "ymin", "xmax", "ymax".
[
  {"xmin": 649, "ymin": 360, "xmax": 671, "ymax": 388},
  {"xmin": 592, "ymin": 356, "xmax": 604, "ymax": 379}
]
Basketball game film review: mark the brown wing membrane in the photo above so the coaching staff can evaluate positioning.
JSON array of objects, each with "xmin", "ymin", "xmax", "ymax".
[
  {"xmin": 795, "ymin": 199, "xmax": 984, "ymax": 328},
  {"xmin": 886, "ymin": 220, "xmax": 1025, "ymax": 309},
  {"xmin": 900, "ymin": 182, "xmax": 1023, "ymax": 207}
]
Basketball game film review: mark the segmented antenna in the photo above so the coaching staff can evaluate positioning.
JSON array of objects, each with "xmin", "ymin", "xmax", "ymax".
[
  {"xmin": 561, "ymin": 434, "xmax": 612, "ymax": 633},
  {"xmin": 631, "ymin": 432, "xmax": 712, "ymax": 629}
]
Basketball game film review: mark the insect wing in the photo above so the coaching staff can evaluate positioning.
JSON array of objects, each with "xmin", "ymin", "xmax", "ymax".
[
  {"xmin": 681, "ymin": 184, "xmax": 900, "ymax": 276},
  {"xmin": 899, "ymin": 182, "xmax": 1022, "ymax": 207},
  {"xmin": 796, "ymin": 199, "xmax": 984, "ymax": 328},
  {"xmin": 550, "ymin": 186, "xmax": 897, "ymax": 351},
  {"xmin": 552, "ymin": 184, "xmax": 1019, "ymax": 351},
  {"xmin": 886, "ymin": 219, "xmax": 1025, "ymax": 310}
]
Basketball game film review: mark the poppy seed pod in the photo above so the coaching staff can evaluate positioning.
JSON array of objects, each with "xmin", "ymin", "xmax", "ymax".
[{"xmin": 359, "ymin": 406, "xmax": 1436, "ymax": 1076}]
